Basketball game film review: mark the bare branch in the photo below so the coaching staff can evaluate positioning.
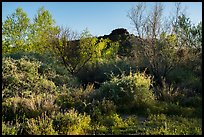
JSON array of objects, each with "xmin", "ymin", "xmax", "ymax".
[{"xmin": 127, "ymin": 2, "xmax": 146, "ymax": 38}]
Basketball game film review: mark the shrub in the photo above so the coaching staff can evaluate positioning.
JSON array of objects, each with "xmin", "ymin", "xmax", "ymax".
[
  {"xmin": 91, "ymin": 124, "xmax": 109, "ymax": 135},
  {"xmin": 123, "ymin": 115, "xmax": 139, "ymax": 127},
  {"xmin": 92, "ymin": 113, "xmax": 127, "ymax": 135},
  {"xmin": 98, "ymin": 71, "xmax": 155, "ymax": 110},
  {"xmin": 97, "ymin": 99, "xmax": 117, "ymax": 115},
  {"xmin": 25, "ymin": 113, "xmax": 57, "ymax": 135},
  {"xmin": 2, "ymin": 94, "xmax": 59, "ymax": 121},
  {"xmin": 102, "ymin": 113, "xmax": 126, "ymax": 128},
  {"xmin": 38, "ymin": 63, "xmax": 79, "ymax": 88},
  {"xmin": 56, "ymin": 84, "xmax": 95, "ymax": 112},
  {"xmin": 53, "ymin": 109, "xmax": 91, "ymax": 135},
  {"xmin": 2, "ymin": 56, "xmax": 79, "ymax": 99},
  {"xmin": 2, "ymin": 121, "xmax": 21, "ymax": 135},
  {"xmin": 167, "ymin": 68, "xmax": 201, "ymax": 93},
  {"xmin": 2, "ymin": 57, "xmax": 57, "ymax": 97},
  {"xmin": 84, "ymin": 99, "xmax": 117, "ymax": 122},
  {"xmin": 153, "ymin": 79, "xmax": 186, "ymax": 103}
]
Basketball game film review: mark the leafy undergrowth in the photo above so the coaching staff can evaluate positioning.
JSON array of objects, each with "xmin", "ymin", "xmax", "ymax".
[{"xmin": 2, "ymin": 53, "xmax": 202, "ymax": 135}]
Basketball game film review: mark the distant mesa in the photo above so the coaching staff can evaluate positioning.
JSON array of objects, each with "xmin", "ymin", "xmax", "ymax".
[{"xmin": 109, "ymin": 28, "xmax": 130, "ymax": 36}]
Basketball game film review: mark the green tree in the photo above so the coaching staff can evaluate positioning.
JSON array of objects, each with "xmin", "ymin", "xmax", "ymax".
[
  {"xmin": 49, "ymin": 27, "xmax": 119, "ymax": 76},
  {"xmin": 174, "ymin": 14, "xmax": 202, "ymax": 51},
  {"xmin": 2, "ymin": 8, "xmax": 31, "ymax": 53},
  {"xmin": 49, "ymin": 27, "xmax": 90, "ymax": 75},
  {"xmin": 173, "ymin": 14, "xmax": 202, "ymax": 79},
  {"xmin": 31, "ymin": 6, "xmax": 59, "ymax": 53},
  {"xmin": 2, "ymin": 7, "xmax": 59, "ymax": 54}
]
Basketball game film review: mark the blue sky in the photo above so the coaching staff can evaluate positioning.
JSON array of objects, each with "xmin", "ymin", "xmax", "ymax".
[{"xmin": 2, "ymin": 2, "xmax": 202, "ymax": 37}]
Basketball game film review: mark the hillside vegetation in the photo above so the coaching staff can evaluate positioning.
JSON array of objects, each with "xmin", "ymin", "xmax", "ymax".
[{"xmin": 2, "ymin": 3, "xmax": 202, "ymax": 135}]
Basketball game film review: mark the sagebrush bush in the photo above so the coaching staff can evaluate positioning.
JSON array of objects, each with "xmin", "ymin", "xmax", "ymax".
[
  {"xmin": 2, "ymin": 56, "xmax": 79, "ymax": 99},
  {"xmin": 25, "ymin": 113, "xmax": 57, "ymax": 135},
  {"xmin": 56, "ymin": 84, "xmax": 95, "ymax": 112},
  {"xmin": 53, "ymin": 109, "xmax": 91, "ymax": 135},
  {"xmin": 84, "ymin": 98, "xmax": 117, "ymax": 122},
  {"xmin": 2, "ymin": 94, "xmax": 59, "ymax": 121},
  {"xmin": 98, "ymin": 71, "xmax": 155, "ymax": 110},
  {"xmin": 2, "ymin": 57, "xmax": 56, "ymax": 97}
]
